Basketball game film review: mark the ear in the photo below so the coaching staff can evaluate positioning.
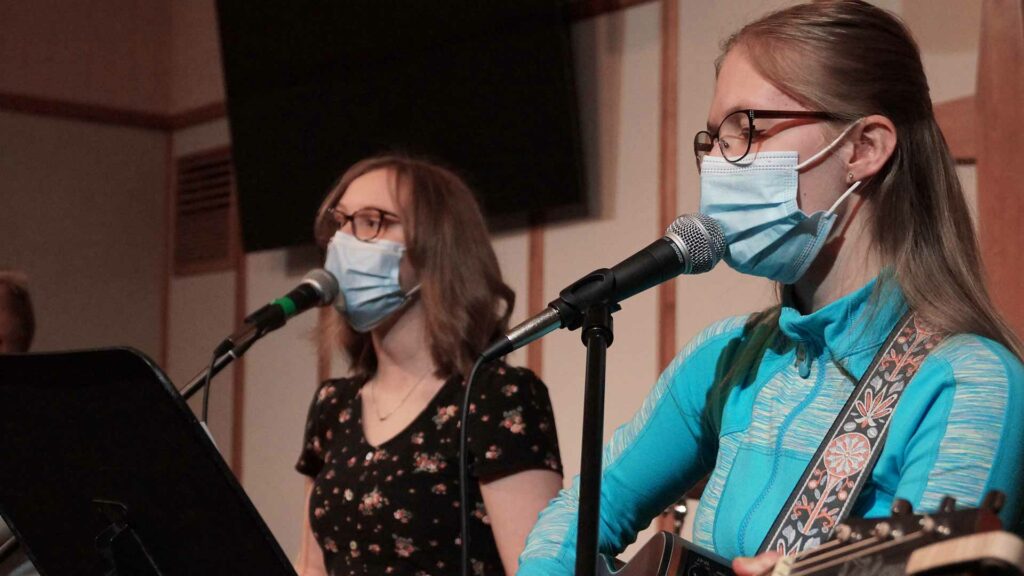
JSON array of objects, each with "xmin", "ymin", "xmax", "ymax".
[{"xmin": 846, "ymin": 114, "xmax": 897, "ymax": 181}]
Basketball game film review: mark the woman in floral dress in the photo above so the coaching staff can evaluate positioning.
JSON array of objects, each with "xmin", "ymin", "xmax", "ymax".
[{"xmin": 294, "ymin": 155, "xmax": 563, "ymax": 576}]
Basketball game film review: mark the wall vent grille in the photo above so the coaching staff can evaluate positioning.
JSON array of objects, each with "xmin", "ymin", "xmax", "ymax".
[{"xmin": 173, "ymin": 148, "xmax": 237, "ymax": 275}]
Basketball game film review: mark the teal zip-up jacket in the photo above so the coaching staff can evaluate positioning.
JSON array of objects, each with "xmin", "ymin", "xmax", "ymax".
[{"xmin": 518, "ymin": 277, "xmax": 1024, "ymax": 574}]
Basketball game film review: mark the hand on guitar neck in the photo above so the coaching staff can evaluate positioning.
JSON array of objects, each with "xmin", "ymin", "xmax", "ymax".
[{"xmin": 733, "ymin": 551, "xmax": 780, "ymax": 576}]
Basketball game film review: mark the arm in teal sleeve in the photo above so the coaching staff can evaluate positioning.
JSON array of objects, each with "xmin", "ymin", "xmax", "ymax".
[
  {"xmin": 891, "ymin": 336, "xmax": 1024, "ymax": 530},
  {"xmin": 517, "ymin": 316, "xmax": 750, "ymax": 575}
]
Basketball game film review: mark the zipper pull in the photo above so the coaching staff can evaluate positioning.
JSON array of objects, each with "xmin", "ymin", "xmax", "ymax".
[{"xmin": 794, "ymin": 344, "xmax": 812, "ymax": 379}]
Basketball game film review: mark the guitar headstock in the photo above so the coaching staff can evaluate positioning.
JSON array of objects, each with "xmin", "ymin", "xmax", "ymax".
[{"xmin": 831, "ymin": 491, "xmax": 1005, "ymax": 548}]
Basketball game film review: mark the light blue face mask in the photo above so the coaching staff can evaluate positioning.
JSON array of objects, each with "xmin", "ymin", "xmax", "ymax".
[
  {"xmin": 699, "ymin": 122, "xmax": 862, "ymax": 284},
  {"xmin": 325, "ymin": 232, "xmax": 420, "ymax": 333}
]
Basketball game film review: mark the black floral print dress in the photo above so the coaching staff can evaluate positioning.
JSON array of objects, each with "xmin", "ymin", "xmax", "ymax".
[{"xmin": 296, "ymin": 363, "xmax": 562, "ymax": 575}]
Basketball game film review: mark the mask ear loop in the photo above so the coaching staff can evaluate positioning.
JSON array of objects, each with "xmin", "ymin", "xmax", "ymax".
[
  {"xmin": 795, "ymin": 119, "xmax": 862, "ymax": 171},
  {"xmin": 794, "ymin": 119, "xmax": 864, "ymax": 216},
  {"xmin": 826, "ymin": 180, "xmax": 862, "ymax": 215}
]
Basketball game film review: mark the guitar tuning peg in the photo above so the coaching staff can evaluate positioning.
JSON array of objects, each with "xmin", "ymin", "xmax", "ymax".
[
  {"xmin": 834, "ymin": 524, "xmax": 853, "ymax": 542},
  {"xmin": 939, "ymin": 496, "xmax": 957, "ymax": 513},
  {"xmin": 871, "ymin": 521, "xmax": 893, "ymax": 540},
  {"xmin": 919, "ymin": 515, "xmax": 936, "ymax": 533},
  {"xmin": 890, "ymin": 498, "xmax": 913, "ymax": 516},
  {"xmin": 982, "ymin": 491, "xmax": 1006, "ymax": 513}
]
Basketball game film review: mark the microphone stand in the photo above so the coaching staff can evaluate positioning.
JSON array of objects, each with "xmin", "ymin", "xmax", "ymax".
[
  {"xmin": 550, "ymin": 268, "xmax": 620, "ymax": 576},
  {"xmin": 178, "ymin": 337, "xmax": 257, "ymax": 402},
  {"xmin": 575, "ymin": 302, "xmax": 614, "ymax": 576}
]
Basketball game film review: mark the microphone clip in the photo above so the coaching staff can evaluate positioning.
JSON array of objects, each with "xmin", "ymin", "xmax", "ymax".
[{"xmin": 551, "ymin": 268, "xmax": 622, "ymax": 331}]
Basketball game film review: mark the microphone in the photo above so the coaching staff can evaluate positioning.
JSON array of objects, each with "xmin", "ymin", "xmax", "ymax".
[
  {"xmin": 480, "ymin": 213, "xmax": 726, "ymax": 361},
  {"xmin": 181, "ymin": 269, "xmax": 339, "ymax": 402},
  {"xmin": 216, "ymin": 268, "xmax": 339, "ymax": 357}
]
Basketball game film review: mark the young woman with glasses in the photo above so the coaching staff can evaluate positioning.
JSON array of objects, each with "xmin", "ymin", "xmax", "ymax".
[
  {"xmin": 294, "ymin": 155, "xmax": 563, "ymax": 575},
  {"xmin": 519, "ymin": 1, "xmax": 1024, "ymax": 574}
]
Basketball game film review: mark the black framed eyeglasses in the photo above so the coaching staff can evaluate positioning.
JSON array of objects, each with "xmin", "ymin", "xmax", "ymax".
[
  {"xmin": 693, "ymin": 109, "xmax": 842, "ymax": 171},
  {"xmin": 330, "ymin": 207, "xmax": 400, "ymax": 242}
]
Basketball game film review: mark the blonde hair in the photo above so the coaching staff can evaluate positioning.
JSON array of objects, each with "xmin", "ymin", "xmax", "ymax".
[{"xmin": 704, "ymin": 0, "xmax": 1022, "ymax": 434}]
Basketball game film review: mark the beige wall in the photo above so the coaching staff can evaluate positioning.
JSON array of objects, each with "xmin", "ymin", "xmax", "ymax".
[
  {"xmin": 1, "ymin": 0, "xmax": 985, "ymax": 565},
  {"xmin": 0, "ymin": 111, "xmax": 166, "ymax": 358},
  {"xmin": 0, "ymin": 0, "xmax": 171, "ymax": 112},
  {"xmin": 239, "ymin": 247, "xmax": 326, "ymax": 558},
  {"xmin": 546, "ymin": 5, "xmax": 669, "ymax": 553},
  {"xmin": 0, "ymin": 0, "xmax": 225, "ymax": 115},
  {"xmin": 170, "ymin": 0, "xmax": 224, "ymax": 113},
  {"xmin": 166, "ymin": 119, "xmax": 238, "ymax": 459}
]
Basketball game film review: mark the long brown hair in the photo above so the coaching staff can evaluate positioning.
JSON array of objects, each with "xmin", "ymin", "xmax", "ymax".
[
  {"xmin": 705, "ymin": 0, "xmax": 1022, "ymax": 433},
  {"xmin": 314, "ymin": 154, "xmax": 515, "ymax": 379}
]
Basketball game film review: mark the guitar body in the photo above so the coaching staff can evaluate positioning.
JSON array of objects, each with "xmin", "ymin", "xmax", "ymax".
[{"xmin": 597, "ymin": 532, "xmax": 733, "ymax": 576}]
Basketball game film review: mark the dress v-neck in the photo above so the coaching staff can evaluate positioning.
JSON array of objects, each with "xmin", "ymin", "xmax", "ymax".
[{"xmin": 356, "ymin": 374, "xmax": 456, "ymax": 449}]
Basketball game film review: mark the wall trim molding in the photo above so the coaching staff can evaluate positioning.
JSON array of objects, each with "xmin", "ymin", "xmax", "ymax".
[
  {"xmin": 168, "ymin": 102, "xmax": 227, "ymax": 130},
  {"xmin": 0, "ymin": 91, "xmax": 226, "ymax": 131},
  {"xmin": 0, "ymin": 91, "xmax": 172, "ymax": 129},
  {"xmin": 569, "ymin": 0, "xmax": 658, "ymax": 20}
]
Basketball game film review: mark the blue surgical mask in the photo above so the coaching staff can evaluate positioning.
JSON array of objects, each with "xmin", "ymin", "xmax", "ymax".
[
  {"xmin": 325, "ymin": 232, "xmax": 420, "ymax": 332},
  {"xmin": 699, "ymin": 122, "xmax": 862, "ymax": 284}
]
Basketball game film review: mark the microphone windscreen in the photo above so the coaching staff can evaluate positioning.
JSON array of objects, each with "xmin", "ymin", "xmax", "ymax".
[
  {"xmin": 303, "ymin": 268, "xmax": 340, "ymax": 306},
  {"xmin": 666, "ymin": 214, "xmax": 726, "ymax": 274}
]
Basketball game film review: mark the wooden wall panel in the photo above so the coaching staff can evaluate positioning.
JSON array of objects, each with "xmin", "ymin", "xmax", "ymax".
[
  {"xmin": 527, "ymin": 220, "xmax": 546, "ymax": 374},
  {"xmin": 933, "ymin": 96, "xmax": 976, "ymax": 163},
  {"xmin": 657, "ymin": 0, "xmax": 679, "ymax": 372},
  {"xmin": 977, "ymin": 0, "xmax": 1024, "ymax": 339},
  {"xmin": 655, "ymin": 0, "xmax": 680, "ymax": 534}
]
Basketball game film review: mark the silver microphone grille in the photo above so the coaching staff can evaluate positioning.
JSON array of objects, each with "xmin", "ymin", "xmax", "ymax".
[
  {"xmin": 666, "ymin": 214, "xmax": 726, "ymax": 274},
  {"xmin": 304, "ymin": 268, "xmax": 341, "ymax": 306}
]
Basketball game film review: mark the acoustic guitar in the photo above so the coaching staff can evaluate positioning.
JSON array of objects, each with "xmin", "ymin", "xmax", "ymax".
[{"xmin": 598, "ymin": 491, "xmax": 1024, "ymax": 576}]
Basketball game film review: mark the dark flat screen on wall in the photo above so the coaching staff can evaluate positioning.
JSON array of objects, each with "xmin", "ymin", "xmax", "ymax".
[{"xmin": 216, "ymin": 1, "xmax": 586, "ymax": 252}]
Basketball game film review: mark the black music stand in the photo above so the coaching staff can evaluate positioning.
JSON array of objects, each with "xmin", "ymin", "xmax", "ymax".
[{"xmin": 0, "ymin": 348, "xmax": 296, "ymax": 575}]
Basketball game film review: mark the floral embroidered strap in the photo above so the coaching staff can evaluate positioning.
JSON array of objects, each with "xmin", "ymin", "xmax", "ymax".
[{"xmin": 759, "ymin": 311, "xmax": 947, "ymax": 556}]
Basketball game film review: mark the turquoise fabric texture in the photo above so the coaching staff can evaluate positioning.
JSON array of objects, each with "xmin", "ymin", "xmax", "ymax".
[{"xmin": 517, "ymin": 276, "xmax": 1024, "ymax": 574}]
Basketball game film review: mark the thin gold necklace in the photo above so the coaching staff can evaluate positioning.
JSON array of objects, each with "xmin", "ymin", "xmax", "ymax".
[{"xmin": 370, "ymin": 370, "xmax": 432, "ymax": 421}]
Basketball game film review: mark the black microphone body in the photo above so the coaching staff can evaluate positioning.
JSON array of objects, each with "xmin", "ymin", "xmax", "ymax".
[
  {"xmin": 481, "ymin": 214, "xmax": 725, "ymax": 361},
  {"xmin": 216, "ymin": 269, "xmax": 339, "ymax": 357},
  {"xmin": 557, "ymin": 235, "xmax": 690, "ymax": 319},
  {"xmin": 181, "ymin": 269, "xmax": 340, "ymax": 401}
]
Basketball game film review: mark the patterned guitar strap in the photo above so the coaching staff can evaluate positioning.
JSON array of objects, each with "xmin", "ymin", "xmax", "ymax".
[{"xmin": 759, "ymin": 311, "xmax": 947, "ymax": 557}]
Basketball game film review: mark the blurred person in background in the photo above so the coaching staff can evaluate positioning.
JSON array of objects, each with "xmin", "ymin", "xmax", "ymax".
[{"xmin": 0, "ymin": 270, "xmax": 39, "ymax": 576}]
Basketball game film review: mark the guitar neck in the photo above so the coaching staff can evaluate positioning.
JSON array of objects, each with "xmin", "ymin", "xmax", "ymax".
[
  {"xmin": 598, "ymin": 492, "xmax": 1023, "ymax": 576},
  {"xmin": 598, "ymin": 524, "xmax": 1024, "ymax": 576}
]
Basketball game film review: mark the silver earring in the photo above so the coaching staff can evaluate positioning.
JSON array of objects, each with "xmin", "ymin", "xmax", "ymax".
[{"xmin": 847, "ymin": 172, "xmax": 855, "ymax": 183}]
